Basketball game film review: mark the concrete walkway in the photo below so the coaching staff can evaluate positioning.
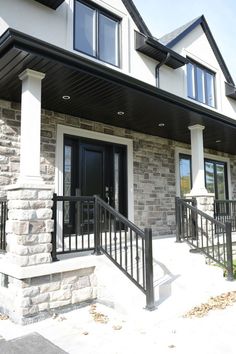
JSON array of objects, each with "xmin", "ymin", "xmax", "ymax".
[{"xmin": 0, "ymin": 236, "xmax": 236, "ymax": 353}]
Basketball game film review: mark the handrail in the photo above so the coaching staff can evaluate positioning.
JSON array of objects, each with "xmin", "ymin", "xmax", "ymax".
[
  {"xmin": 0, "ymin": 198, "xmax": 7, "ymax": 252},
  {"xmin": 52, "ymin": 193, "xmax": 155, "ymax": 310},
  {"xmin": 176, "ymin": 197, "xmax": 234, "ymax": 281},
  {"xmin": 214, "ymin": 199, "xmax": 236, "ymax": 232},
  {"xmin": 181, "ymin": 199, "xmax": 225, "ymax": 227},
  {"xmin": 94, "ymin": 194, "xmax": 155, "ymax": 310},
  {"xmin": 55, "ymin": 195, "xmax": 95, "ymax": 202},
  {"xmin": 95, "ymin": 195, "xmax": 145, "ymax": 237}
]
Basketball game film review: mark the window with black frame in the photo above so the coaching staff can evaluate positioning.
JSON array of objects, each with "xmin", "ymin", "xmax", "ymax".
[
  {"xmin": 187, "ymin": 60, "xmax": 216, "ymax": 108},
  {"xmin": 179, "ymin": 154, "xmax": 228, "ymax": 199},
  {"xmin": 74, "ymin": 0, "xmax": 120, "ymax": 67}
]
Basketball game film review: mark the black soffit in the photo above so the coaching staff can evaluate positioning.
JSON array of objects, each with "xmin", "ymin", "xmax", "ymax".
[
  {"xmin": 1, "ymin": 29, "xmax": 236, "ymax": 154},
  {"xmin": 135, "ymin": 31, "xmax": 188, "ymax": 69},
  {"xmin": 34, "ymin": 0, "xmax": 65, "ymax": 10},
  {"xmin": 225, "ymin": 82, "xmax": 236, "ymax": 100}
]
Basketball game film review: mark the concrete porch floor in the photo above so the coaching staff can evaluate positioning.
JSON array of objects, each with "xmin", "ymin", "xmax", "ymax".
[{"xmin": 0, "ymin": 236, "xmax": 236, "ymax": 353}]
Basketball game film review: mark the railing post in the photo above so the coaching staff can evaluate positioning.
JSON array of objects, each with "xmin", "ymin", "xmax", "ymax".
[
  {"xmin": 225, "ymin": 221, "xmax": 234, "ymax": 281},
  {"xmin": 144, "ymin": 228, "xmax": 155, "ymax": 310},
  {"xmin": 51, "ymin": 193, "xmax": 58, "ymax": 262},
  {"xmin": 94, "ymin": 196, "xmax": 102, "ymax": 255},
  {"xmin": 175, "ymin": 197, "xmax": 181, "ymax": 242},
  {"xmin": 192, "ymin": 197, "xmax": 197, "ymax": 240}
]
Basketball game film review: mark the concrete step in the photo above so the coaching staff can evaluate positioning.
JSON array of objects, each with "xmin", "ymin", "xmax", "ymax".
[{"xmin": 94, "ymin": 235, "xmax": 236, "ymax": 322}]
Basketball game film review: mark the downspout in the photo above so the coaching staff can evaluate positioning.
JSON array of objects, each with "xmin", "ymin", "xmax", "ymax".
[{"xmin": 155, "ymin": 52, "xmax": 171, "ymax": 88}]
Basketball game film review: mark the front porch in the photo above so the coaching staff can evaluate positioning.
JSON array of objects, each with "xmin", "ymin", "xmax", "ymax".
[{"xmin": 1, "ymin": 29, "xmax": 236, "ymax": 324}]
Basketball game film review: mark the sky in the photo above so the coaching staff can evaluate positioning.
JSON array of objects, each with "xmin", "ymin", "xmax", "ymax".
[{"xmin": 133, "ymin": 0, "xmax": 236, "ymax": 82}]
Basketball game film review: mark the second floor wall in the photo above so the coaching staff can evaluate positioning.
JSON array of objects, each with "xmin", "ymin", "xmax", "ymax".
[{"xmin": 1, "ymin": 0, "xmax": 236, "ymax": 120}]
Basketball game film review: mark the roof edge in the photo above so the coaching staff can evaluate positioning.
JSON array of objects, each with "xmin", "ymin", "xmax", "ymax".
[
  {"xmin": 121, "ymin": 0, "xmax": 152, "ymax": 37},
  {"xmin": 164, "ymin": 15, "xmax": 234, "ymax": 85}
]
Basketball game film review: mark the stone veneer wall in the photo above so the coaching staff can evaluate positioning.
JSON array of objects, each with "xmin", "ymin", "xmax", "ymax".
[
  {"xmin": 1, "ymin": 99, "xmax": 236, "ymax": 235},
  {"xmin": 0, "ymin": 266, "xmax": 96, "ymax": 324}
]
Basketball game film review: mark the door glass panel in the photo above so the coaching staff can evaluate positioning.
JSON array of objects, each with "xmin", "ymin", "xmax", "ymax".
[
  {"xmin": 216, "ymin": 163, "xmax": 226, "ymax": 200},
  {"xmin": 196, "ymin": 66, "xmax": 205, "ymax": 103},
  {"xmin": 74, "ymin": 1, "xmax": 95, "ymax": 56},
  {"xmin": 64, "ymin": 145, "xmax": 72, "ymax": 224},
  {"xmin": 205, "ymin": 161, "xmax": 215, "ymax": 194},
  {"xmin": 114, "ymin": 152, "xmax": 120, "ymax": 210},
  {"xmin": 179, "ymin": 155, "xmax": 191, "ymax": 197},
  {"xmin": 99, "ymin": 14, "xmax": 118, "ymax": 66}
]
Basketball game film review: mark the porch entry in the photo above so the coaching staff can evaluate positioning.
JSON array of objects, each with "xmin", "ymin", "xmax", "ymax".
[{"xmin": 63, "ymin": 136, "xmax": 127, "ymax": 234}]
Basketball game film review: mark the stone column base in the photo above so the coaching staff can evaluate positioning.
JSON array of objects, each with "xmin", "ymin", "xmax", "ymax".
[
  {"xmin": 0, "ymin": 258, "xmax": 97, "ymax": 324},
  {"xmin": 5, "ymin": 184, "xmax": 54, "ymax": 267},
  {"xmin": 185, "ymin": 193, "xmax": 215, "ymax": 217}
]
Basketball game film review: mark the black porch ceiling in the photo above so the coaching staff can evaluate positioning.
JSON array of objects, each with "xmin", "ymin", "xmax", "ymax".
[{"xmin": 1, "ymin": 29, "xmax": 236, "ymax": 155}]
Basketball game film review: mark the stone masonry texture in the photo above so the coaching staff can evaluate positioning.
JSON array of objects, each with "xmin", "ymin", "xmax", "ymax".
[
  {"xmin": 0, "ymin": 266, "xmax": 96, "ymax": 324},
  {"xmin": 1, "ymin": 99, "xmax": 236, "ymax": 236},
  {"xmin": 6, "ymin": 187, "xmax": 53, "ymax": 266}
]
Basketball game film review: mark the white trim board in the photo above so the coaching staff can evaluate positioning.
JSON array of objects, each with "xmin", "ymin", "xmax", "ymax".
[
  {"xmin": 55, "ymin": 124, "xmax": 134, "ymax": 221},
  {"xmin": 175, "ymin": 147, "xmax": 232, "ymax": 198}
]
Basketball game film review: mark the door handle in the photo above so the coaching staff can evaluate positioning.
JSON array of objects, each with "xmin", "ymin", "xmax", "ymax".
[{"xmin": 105, "ymin": 186, "xmax": 110, "ymax": 204}]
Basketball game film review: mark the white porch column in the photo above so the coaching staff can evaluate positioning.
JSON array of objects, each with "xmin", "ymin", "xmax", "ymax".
[
  {"xmin": 188, "ymin": 124, "xmax": 208, "ymax": 195},
  {"xmin": 18, "ymin": 69, "xmax": 45, "ymax": 185}
]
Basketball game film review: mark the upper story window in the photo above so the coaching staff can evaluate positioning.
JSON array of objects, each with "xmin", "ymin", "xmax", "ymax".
[
  {"xmin": 74, "ymin": 0, "xmax": 120, "ymax": 67},
  {"xmin": 187, "ymin": 60, "xmax": 216, "ymax": 108}
]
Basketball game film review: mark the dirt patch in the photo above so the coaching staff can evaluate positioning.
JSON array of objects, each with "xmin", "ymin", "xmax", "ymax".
[{"xmin": 184, "ymin": 291, "xmax": 236, "ymax": 318}]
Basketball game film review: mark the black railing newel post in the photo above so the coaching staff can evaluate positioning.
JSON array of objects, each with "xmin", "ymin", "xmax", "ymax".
[
  {"xmin": 51, "ymin": 193, "xmax": 59, "ymax": 262},
  {"xmin": 175, "ymin": 197, "xmax": 181, "ymax": 243},
  {"xmin": 94, "ymin": 195, "xmax": 102, "ymax": 255},
  {"xmin": 144, "ymin": 228, "xmax": 155, "ymax": 311},
  {"xmin": 225, "ymin": 221, "xmax": 234, "ymax": 281}
]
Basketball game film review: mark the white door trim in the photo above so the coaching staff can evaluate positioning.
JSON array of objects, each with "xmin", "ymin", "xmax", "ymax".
[{"xmin": 55, "ymin": 124, "xmax": 134, "ymax": 221}]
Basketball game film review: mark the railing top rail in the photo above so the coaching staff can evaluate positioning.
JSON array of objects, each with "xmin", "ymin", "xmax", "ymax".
[
  {"xmin": 177, "ymin": 198, "xmax": 226, "ymax": 228},
  {"xmin": 54, "ymin": 195, "xmax": 95, "ymax": 202},
  {"xmin": 181, "ymin": 198, "xmax": 195, "ymax": 202},
  {"xmin": 214, "ymin": 200, "xmax": 236, "ymax": 203},
  {"xmin": 95, "ymin": 195, "xmax": 145, "ymax": 237}
]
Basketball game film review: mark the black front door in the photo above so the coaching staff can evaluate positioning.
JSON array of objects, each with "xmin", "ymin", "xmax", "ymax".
[
  {"xmin": 80, "ymin": 143, "xmax": 106, "ymax": 200},
  {"xmin": 63, "ymin": 136, "xmax": 127, "ymax": 233}
]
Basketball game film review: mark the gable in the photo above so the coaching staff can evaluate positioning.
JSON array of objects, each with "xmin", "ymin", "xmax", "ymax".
[
  {"xmin": 160, "ymin": 16, "xmax": 234, "ymax": 85},
  {"xmin": 173, "ymin": 25, "xmax": 219, "ymax": 71}
]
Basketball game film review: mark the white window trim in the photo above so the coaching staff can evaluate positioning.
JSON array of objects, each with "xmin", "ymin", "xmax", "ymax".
[
  {"xmin": 184, "ymin": 50, "xmax": 220, "ymax": 113},
  {"xmin": 175, "ymin": 147, "xmax": 232, "ymax": 198},
  {"xmin": 55, "ymin": 124, "xmax": 134, "ymax": 221},
  {"xmin": 72, "ymin": 0, "xmax": 130, "ymax": 73}
]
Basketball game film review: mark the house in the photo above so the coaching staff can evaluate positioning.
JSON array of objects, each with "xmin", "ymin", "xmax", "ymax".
[{"xmin": 0, "ymin": 0, "xmax": 236, "ymax": 323}]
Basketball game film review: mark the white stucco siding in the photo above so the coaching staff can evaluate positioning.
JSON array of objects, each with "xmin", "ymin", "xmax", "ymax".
[
  {"xmin": 0, "ymin": 0, "xmax": 156, "ymax": 83},
  {"xmin": 163, "ymin": 25, "xmax": 236, "ymax": 119},
  {"xmin": 0, "ymin": 0, "xmax": 69, "ymax": 47}
]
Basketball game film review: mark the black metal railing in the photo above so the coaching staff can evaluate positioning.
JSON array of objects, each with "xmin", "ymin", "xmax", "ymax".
[
  {"xmin": 214, "ymin": 200, "xmax": 236, "ymax": 232},
  {"xmin": 52, "ymin": 194, "xmax": 96, "ymax": 259},
  {"xmin": 176, "ymin": 197, "xmax": 233, "ymax": 281},
  {"xmin": 52, "ymin": 194, "xmax": 155, "ymax": 310},
  {"xmin": 0, "ymin": 198, "xmax": 7, "ymax": 251}
]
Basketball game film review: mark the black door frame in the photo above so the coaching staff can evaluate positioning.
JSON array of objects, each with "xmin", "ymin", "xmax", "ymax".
[{"xmin": 63, "ymin": 134, "xmax": 128, "ymax": 215}]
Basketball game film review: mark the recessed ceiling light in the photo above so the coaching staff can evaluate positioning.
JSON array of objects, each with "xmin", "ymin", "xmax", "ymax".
[
  {"xmin": 117, "ymin": 111, "xmax": 125, "ymax": 116},
  {"xmin": 216, "ymin": 140, "xmax": 221, "ymax": 143},
  {"xmin": 62, "ymin": 95, "xmax": 71, "ymax": 100},
  {"xmin": 158, "ymin": 123, "xmax": 165, "ymax": 127}
]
